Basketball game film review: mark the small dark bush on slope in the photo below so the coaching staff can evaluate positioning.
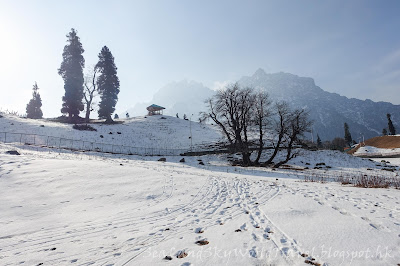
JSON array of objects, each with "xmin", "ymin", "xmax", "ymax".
[{"xmin": 73, "ymin": 124, "xmax": 97, "ymax": 131}]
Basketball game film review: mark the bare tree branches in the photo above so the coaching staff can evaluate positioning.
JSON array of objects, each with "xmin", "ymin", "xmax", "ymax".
[
  {"xmin": 273, "ymin": 108, "xmax": 313, "ymax": 168},
  {"xmin": 83, "ymin": 65, "xmax": 99, "ymax": 123},
  {"xmin": 253, "ymin": 90, "xmax": 272, "ymax": 164},
  {"xmin": 203, "ymin": 83, "xmax": 256, "ymax": 166},
  {"xmin": 203, "ymin": 83, "xmax": 312, "ymax": 168},
  {"xmin": 265, "ymin": 101, "xmax": 291, "ymax": 165}
]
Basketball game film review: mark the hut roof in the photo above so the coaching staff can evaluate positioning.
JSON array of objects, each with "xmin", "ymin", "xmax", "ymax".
[{"xmin": 146, "ymin": 104, "xmax": 165, "ymax": 111}]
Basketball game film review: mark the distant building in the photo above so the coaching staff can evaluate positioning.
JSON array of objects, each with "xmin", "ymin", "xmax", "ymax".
[{"xmin": 146, "ymin": 104, "xmax": 165, "ymax": 116}]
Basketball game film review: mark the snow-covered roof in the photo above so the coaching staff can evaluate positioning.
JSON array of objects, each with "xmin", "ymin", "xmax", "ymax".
[{"xmin": 146, "ymin": 104, "xmax": 165, "ymax": 111}]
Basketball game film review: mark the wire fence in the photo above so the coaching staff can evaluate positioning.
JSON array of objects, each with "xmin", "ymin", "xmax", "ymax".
[{"xmin": 0, "ymin": 131, "xmax": 205, "ymax": 156}]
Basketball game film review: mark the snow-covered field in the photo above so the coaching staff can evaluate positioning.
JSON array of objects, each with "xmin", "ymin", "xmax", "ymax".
[
  {"xmin": 355, "ymin": 146, "xmax": 400, "ymax": 158},
  {"xmin": 0, "ymin": 114, "xmax": 399, "ymax": 265},
  {"xmin": 0, "ymin": 114, "xmax": 222, "ymax": 151}
]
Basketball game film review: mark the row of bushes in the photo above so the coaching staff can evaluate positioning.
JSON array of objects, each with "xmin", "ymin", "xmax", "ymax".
[{"xmin": 303, "ymin": 171, "xmax": 399, "ymax": 189}]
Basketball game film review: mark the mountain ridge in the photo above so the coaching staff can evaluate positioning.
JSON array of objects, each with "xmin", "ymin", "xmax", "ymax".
[
  {"xmin": 238, "ymin": 69, "xmax": 399, "ymax": 140},
  {"xmin": 125, "ymin": 69, "xmax": 399, "ymax": 140}
]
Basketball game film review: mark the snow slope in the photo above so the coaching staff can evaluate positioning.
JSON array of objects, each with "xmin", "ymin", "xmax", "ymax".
[
  {"xmin": 0, "ymin": 145, "xmax": 399, "ymax": 265},
  {"xmin": 0, "ymin": 114, "xmax": 222, "ymax": 151},
  {"xmin": 355, "ymin": 146, "xmax": 400, "ymax": 157},
  {"xmin": 0, "ymin": 114, "xmax": 399, "ymax": 265}
]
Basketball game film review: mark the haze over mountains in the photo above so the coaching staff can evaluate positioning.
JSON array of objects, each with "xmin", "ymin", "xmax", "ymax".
[
  {"xmin": 125, "ymin": 80, "xmax": 214, "ymax": 120},
  {"xmin": 126, "ymin": 69, "xmax": 399, "ymax": 141}
]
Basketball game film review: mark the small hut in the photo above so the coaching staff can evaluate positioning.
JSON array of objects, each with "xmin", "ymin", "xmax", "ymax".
[{"xmin": 146, "ymin": 104, "xmax": 165, "ymax": 116}]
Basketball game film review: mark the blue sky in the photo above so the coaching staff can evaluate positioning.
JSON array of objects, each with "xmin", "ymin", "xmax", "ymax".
[{"xmin": 0, "ymin": 0, "xmax": 400, "ymax": 117}]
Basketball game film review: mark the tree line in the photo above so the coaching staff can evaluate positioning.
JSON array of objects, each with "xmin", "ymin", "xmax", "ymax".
[{"xmin": 26, "ymin": 28, "xmax": 120, "ymax": 123}]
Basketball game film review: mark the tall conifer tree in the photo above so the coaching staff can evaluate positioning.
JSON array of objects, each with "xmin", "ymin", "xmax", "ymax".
[
  {"xmin": 317, "ymin": 134, "xmax": 322, "ymax": 148},
  {"xmin": 344, "ymin": 122, "xmax": 352, "ymax": 146},
  {"xmin": 26, "ymin": 82, "xmax": 43, "ymax": 119},
  {"xmin": 387, "ymin": 113, "xmax": 396, "ymax": 135},
  {"xmin": 96, "ymin": 46, "xmax": 120, "ymax": 122},
  {"xmin": 58, "ymin": 28, "xmax": 85, "ymax": 120}
]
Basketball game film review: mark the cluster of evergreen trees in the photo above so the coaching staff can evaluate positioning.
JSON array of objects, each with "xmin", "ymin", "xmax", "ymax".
[
  {"xmin": 26, "ymin": 28, "xmax": 120, "ymax": 123},
  {"xmin": 59, "ymin": 28, "xmax": 120, "ymax": 123}
]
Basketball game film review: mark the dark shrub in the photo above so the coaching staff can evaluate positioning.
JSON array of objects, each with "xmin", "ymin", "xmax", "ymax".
[{"xmin": 73, "ymin": 124, "xmax": 97, "ymax": 131}]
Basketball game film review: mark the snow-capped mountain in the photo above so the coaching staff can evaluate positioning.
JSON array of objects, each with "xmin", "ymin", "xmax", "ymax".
[
  {"xmin": 125, "ymin": 69, "xmax": 399, "ymax": 141},
  {"xmin": 125, "ymin": 80, "xmax": 214, "ymax": 120},
  {"xmin": 239, "ymin": 69, "xmax": 400, "ymax": 141}
]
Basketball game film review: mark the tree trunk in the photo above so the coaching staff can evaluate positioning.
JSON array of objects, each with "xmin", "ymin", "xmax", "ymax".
[
  {"xmin": 254, "ymin": 117, "xmax": 263, "ymax": 165},
  {"xmin": 105, "ymin": 115, "xmax": 113, "ymax": 124},
  {"xmin": 85, "ymin": 102, "xmax": 91, "ymax": 123},
  {"xmin": 274, "ymin": 138, "xmax": 294, "ymax": 168},
  {"xmin": 242, "ymin": 151, "xmax": 251, "ymax": 166},
  {"xmin": 265, "ymin": 134, "xmax": 283, "ymax": 165}
]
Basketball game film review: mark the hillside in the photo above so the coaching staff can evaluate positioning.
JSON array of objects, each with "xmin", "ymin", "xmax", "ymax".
[
  {"xmin": 349, "ymin": 135, "xmax": 400, "ymax": 157},
  {"xmin": 349, "ymin": 135, "xmax": 400, "ymax": 153},
  {"xmin": 1, "ymin": 111, "xmax": 400, "ymax": 265},
  {"xmin": 238, "ymin": 69, "xmax": 400, "ymax": 141},
  {"xmin": 0, "ymin": 114, "xmax": 222, "ymax": 152},
  {"xmin": 0, "ymin": 142, "xmax": 399, "ymax": 265},
  {"xmin": 125, "ymin": 69, "xmax": 400, "ymax": 142},
  {"xmin": 360, "ymin": 135, "xmax": 400, "ymax": 149}
]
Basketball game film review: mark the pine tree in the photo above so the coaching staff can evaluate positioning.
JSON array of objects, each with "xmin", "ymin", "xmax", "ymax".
[
  {"xmin": 126, "ymin": 112, "xmax": 129, "ymax": 118},
  {"xmin": 382, "ymin": 128, "xmax": 387, "ymax": 136},
  {"xmin": 344, "ymin": 122, "xmax": 352, "ymax": 146},
  {"xmin": 317, "ymin": 134, "xmax": 322, "ymax": 148},
  {"xmin": 26, "ymin": 82, "xmax": 43, "ymax": 119},
  {"xmin": 96, "ymin": 46, "xmax": 120, "ymax": 123},
  {"xmin": 58, "ymin": 29, "xmax": 85, "ymax": 120},
  {"xmin": 114, "ymin": 113, "xmax": 119, "ymax": 119},
  {"xmin": 387, "ymin": 113, "xmax": 396, "ymax": 135}
]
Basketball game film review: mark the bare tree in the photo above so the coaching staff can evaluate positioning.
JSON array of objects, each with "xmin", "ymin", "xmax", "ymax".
[
  {"xmin": 204, "ymin": 84, "xmax": 311, "ymax": 168},
  {"xmin": 205, "ymin": 97, "xmax": 233, "ymax": 145},
  {"xmin": 204, "ymin": 83, "xmax": 255, "ymax": 166},
  {"xmin": 265, "ymin": 101, "xmax": 291, "ymax": 165},
  {"xmin": 83, "ymin": 66, "xmax": 99, "ymax": 122},
  {"xmin": 253, "ymin": 90, "xmax": 272, "ymax": 165},
  {"xmin": 273, "ymin": 108, "xmax": 312, "ymax": 168}
]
